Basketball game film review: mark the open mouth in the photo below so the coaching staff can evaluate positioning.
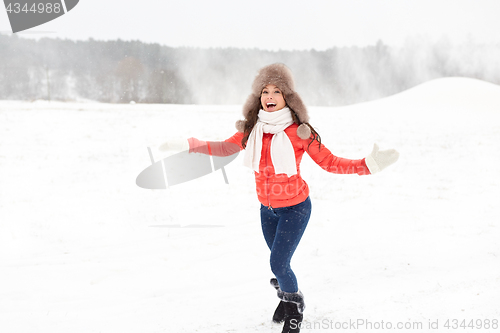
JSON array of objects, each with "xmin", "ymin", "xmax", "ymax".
[{"xmin": 266, "ymin": 102, "xmax": 277, "ymax": 110}]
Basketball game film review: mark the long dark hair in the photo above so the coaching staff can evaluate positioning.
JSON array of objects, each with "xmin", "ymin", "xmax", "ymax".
[{"xmin": 241, "ymin": 103, "xmax": 321, "ymax": 152}]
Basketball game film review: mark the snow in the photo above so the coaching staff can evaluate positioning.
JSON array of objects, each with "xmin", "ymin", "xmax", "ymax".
[{"xmin": 1, "ymin": 77, "xmax": 499, "ymax": 332}]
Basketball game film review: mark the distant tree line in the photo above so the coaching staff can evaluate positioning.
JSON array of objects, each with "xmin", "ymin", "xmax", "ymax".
[{"xmin": 0, "ymin": 34, "xmax": 499, "ymax": 106}]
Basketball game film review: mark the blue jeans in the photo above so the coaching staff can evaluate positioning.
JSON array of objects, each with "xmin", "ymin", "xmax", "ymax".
[{"xmin": 260, "ymin": 197, "xmax": 311, "ymax": 293}]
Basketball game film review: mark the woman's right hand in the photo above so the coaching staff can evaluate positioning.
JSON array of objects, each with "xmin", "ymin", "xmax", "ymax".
[{"xmin": 158, "ymin": 138, "xmax": 189, "ymax": 152}]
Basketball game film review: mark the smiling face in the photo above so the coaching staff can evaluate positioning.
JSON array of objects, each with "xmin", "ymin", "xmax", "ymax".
[{"xmin": 260, "ymin": 84, "xmax": 286, "ymax": 112}]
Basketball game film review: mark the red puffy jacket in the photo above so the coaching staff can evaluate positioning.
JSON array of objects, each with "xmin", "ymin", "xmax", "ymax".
[{"xmin": 188, "ymin": 123, "xmax": 370, "ymax": 209}]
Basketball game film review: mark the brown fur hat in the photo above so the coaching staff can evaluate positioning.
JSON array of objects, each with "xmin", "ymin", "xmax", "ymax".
[{"xmin": 235, "ymin": 63, "xmax": 311, "ymax": 139}]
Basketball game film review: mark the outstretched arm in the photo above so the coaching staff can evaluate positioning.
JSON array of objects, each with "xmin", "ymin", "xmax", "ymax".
[
  {"xmin": 306, "ymin": 139, "xmax": 370, "ymax": 175},
  {"xmin": 305, "ymin": 139, "xmax": 398, "ymax": 175},
  {"xmin": 160, "ymin": 132, "xmax": 244, "ymax": 157}
]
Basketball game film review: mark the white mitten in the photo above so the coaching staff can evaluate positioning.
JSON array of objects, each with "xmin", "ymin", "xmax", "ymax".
[
  {"xmin": 365, "ymin": 143, "xmax": 399, "ymax": 174},
  {"xmin": 158, "ymin": 138, "xmax": 189, "ymax": 152}
]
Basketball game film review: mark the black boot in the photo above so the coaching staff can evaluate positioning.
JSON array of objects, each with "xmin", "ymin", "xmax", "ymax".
[
  {"xmin": 281, "ymin": 301, "xmax": 303, "ymax": 333},
  {"xmin": 277, "ymin": 289, "xmax": 305, "ymax": 333},
  {"xmin": 273, "ymin": 300, "xmax": 286, "ymax": 323},
  {"xmin": 270, "ymin": 278, "xmax": 286, "ymax": 323}
]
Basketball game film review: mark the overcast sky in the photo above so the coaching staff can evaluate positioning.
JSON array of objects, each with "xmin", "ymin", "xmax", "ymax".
[{"xmin": 1, "ymin": 0, "xmax": 500, "ymax": 50}]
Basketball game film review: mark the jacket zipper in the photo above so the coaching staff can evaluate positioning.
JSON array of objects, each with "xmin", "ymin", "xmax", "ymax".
[{"xmin": 265, "ymin": 136, "xmax": 272, "ymax": 210}]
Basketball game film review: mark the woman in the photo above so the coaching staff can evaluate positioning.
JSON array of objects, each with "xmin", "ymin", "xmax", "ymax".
[{"xmin": 161, "ymin": 63, "xmax": 399, "ymax": 333}]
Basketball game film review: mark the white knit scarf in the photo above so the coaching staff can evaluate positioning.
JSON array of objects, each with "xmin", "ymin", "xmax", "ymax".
[{"xmin": 243, "ymin": 107, "xmax": 297, "ymax": 177}]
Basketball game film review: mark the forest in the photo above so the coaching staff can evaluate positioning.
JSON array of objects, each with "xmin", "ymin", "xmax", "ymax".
[{"xmin": 1, "ymin": 34, "xmax": 499, "ymax": 106}]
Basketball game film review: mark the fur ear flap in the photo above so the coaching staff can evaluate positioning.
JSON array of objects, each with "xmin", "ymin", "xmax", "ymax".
[
  {"xmin": 235, "ymin": 120, "xmax": 245, "ymax": 133},
  {"xmin": 242, "ymin": 93, "xmax": 262, "ymax": 119},
  {"xmin": 297, "ymin": 123, "xmax": 311, "ymax": 140},
  {"xmin": 286, "ymin": 93, "xmax": 309, "ymax": 123}
]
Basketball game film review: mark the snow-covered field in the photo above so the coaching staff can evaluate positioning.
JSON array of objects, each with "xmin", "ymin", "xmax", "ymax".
[{"xmin": 1, "ymin": 77, "xmax": 499, "ymax": 332}]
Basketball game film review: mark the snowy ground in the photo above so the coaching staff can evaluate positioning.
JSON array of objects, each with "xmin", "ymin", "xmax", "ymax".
[{"xmin": 1, "ymin": 77, "xmax": 499, "ymax": 332}]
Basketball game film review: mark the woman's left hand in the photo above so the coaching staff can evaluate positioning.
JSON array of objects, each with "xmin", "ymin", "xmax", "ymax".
[{"xmin": 365, "ymin": 143, "xmax": 399, "ymax": 174}]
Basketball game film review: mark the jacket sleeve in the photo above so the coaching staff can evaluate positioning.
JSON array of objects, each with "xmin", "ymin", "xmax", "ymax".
[
  {"xmin": 187, "ymin": 132, "xmax": 245, "ymax": 157},
  {"xmin": 304, "ymin": 138, "xmax": 371, "ymax": 176}
]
